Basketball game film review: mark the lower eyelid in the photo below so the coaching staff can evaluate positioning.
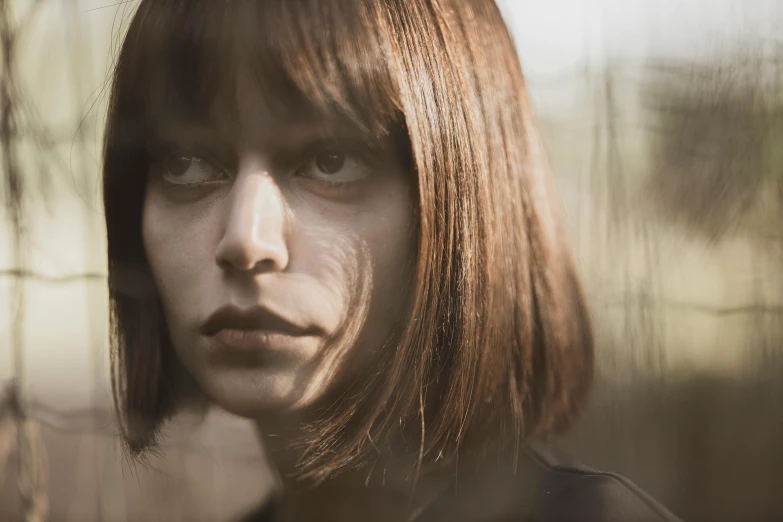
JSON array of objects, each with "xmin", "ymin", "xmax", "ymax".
[
  {"xmin": 162, "ymin": 177, "xmax": 229, "ymax": 187},
  {"xmin": 297, "ymin": 176, "xmax": 370, "ymax": 198}
]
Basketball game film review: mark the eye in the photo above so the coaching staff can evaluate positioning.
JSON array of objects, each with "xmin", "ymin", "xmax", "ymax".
[
  {"xmin": 299, "ymin": 147, "xmax": 371, "ymax": 185},
  {"xmin": 160, "ymin": 153, "xmax": 228, "ymax": 186},
  {"xmin": 315, "ymin": 150, "xmax": 346, "ymax": 174}
]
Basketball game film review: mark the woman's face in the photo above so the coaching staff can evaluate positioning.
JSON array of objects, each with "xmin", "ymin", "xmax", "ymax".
[{"xmin": 142, "ymin": 78, "xmax": 415, "ymax": 418}]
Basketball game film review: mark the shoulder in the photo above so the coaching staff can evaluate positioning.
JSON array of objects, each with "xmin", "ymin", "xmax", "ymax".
[
  {"xmin": 528, "ymin": 443, "xmax": 681, "ymax": 522},
  {"xmin": 420, "ymin": 442, "xmax": 681, "ymax": 522}
]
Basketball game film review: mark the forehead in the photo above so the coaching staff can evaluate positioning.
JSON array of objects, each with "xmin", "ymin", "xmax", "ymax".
[
  {"xmin": 150, "ymin": 116, "xmax": 364, "ymax": 157},
  {"xmin": 149, "ymin": 70, "xmax": 331, "ymax": 146},
  {"xmin": 127, "ymin": 0, "xmax": 402, "ymax": 148}
]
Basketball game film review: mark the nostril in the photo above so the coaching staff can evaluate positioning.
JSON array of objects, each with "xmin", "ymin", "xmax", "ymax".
[{"xmin": 215, "ymin": 236, "xmax": 289, "ymax": 273}]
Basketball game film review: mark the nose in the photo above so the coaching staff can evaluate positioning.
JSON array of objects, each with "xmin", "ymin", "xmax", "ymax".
[{"xmin": 215, "ymin": 168, "xmax": 290, "ymax": 274}]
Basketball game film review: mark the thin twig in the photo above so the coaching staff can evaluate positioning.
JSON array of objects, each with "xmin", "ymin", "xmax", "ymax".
[{"xmin": 0, "ymin": 269, "xmax": 106, "ymax": 283}]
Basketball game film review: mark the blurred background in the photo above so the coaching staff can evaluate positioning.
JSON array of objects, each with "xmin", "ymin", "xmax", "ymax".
[{"xmin": 1, "ymin": 0, "xmax": 782, "ymax": 520}]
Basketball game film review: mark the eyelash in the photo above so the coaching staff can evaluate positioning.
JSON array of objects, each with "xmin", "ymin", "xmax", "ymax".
[{"xmin": 149, "ymin": 140, "xmax": 373, "ymax": 192}]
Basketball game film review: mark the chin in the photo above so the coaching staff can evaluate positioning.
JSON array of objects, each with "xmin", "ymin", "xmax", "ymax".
[{"xmin": 195, "ymin": 365, "xmax": 308, "ymax": 419}]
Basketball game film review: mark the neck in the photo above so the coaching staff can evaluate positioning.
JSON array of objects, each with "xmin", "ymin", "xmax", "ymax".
[{"xmin": 253, "ymin": 417, "xmax": 455, "ymax": 522}]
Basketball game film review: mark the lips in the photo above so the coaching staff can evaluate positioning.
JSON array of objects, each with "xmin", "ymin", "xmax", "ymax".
[
  {"xmin": 202, "ymin": 305, "xmax": 313, "ymax": 335},
  {"xmin": 200, "ymin": 305, "xmax": 319, "ymax": 353}
]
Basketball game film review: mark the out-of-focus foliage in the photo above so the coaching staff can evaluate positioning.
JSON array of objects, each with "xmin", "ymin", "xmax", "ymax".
[
  {"xmin": 554, "ymin": 42, "xmax": 783, "ymax": 522},
  {"xmin": 645, "ymin": 46, "xmax": 783, "ymax": 239}
]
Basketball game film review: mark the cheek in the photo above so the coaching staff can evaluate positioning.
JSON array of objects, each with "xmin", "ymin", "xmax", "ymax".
[
  {"xmin": 285, "ymin": 186, "xmax": 414, "ymax": 406},
  {"xmin": 141, "ymin": 191, "xmax": 219, "ymax": 322},
  {"xmin": 340, "ymin": 185, "xmax": 416, "ymax": 341},
  {"xmin": 368, "ymin": 226, "xmax": 414, "ymax": 311},
  {"xmin": 371, "ymin": 190, "xmax": 416, "ymax": 306}
]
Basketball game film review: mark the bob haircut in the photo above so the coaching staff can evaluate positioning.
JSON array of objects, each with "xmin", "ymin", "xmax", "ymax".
[{"xmin": 103, "ymin": 0, "xmax": 593, "ymax": 481}]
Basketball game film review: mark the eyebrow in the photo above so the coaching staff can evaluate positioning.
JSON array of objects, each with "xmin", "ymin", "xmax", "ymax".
[
  {"xmin": 149, "ymin": 115, "xmax": 385, "ymax": 153},
  {"xmin": 148, "ymin": 121, "xmax": 223, "ymax": 144}
]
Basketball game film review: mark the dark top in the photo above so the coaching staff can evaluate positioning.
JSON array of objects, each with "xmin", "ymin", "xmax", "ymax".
[{"xmin": 239, "ymin": 443, "xmax": 681, "ymax": 522}]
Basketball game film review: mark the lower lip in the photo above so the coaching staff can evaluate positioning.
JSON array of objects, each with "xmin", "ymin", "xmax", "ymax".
[{"xmin": 208, "ymin": 329, "xmax": 310, "ymax": 353}]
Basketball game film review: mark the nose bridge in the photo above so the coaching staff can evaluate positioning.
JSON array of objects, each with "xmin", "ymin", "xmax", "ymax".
[{"xmin": 216, "ymin": 165, "xmax": 289, "ymax": 272}]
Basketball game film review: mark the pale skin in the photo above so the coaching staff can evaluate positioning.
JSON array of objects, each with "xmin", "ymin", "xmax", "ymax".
[{"xmin": 140, "ymin": 77, "xmax": 449, "ymax": 520}]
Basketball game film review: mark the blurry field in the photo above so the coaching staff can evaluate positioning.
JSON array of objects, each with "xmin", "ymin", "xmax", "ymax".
[{"xmin": 1, "ymin": 408, "xmax": 273, "ymax": 521}]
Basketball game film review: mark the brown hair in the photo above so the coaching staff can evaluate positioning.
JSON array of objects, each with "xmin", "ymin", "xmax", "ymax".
[{"xmin": 103, "ymin": 0, "xmax": 593, "ymax": 481}]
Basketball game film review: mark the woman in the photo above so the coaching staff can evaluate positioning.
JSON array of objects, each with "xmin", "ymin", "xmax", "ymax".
[{"xmin": 102, "ymin": 0, "xmax": 680, "ymax": 520}]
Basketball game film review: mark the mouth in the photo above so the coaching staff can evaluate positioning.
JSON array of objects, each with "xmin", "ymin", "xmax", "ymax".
[{"xmin": 201, "ymin": 305, "xmax": 320, "ymax": 353}]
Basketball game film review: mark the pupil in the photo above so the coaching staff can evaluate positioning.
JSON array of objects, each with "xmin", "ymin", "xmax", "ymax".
[
  {"xmin": 166, "ymin": 155, "xmax": 192, "ymax": 177},
  {"xmin": 315, "ymin": 151, "xmax": 345, "ymax": 174}
]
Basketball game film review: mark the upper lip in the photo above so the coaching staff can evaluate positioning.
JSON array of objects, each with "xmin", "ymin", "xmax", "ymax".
[{"xmin": 200, "ymin": 305, "xmax": 316, "ymax": 337}]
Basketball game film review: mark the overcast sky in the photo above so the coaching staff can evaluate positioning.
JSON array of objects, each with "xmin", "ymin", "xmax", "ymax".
[{"xmin": 500, "ymin": 0, "xmax": 781, "ymax": 76}]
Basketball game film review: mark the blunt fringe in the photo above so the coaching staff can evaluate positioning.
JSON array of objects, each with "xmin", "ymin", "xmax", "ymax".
[{"xmin": 103, "ymin": 0, "xmax": 593, "ymax": 481}]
